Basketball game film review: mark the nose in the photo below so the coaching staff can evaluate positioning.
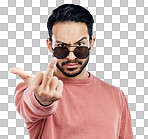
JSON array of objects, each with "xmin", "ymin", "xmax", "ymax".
[{"xmin": 66, "ymin": 47, "xmax": 76, "ymax": 60}]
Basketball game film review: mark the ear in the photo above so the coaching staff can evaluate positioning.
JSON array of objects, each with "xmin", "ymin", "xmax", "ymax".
[
  {"xmin": 46, "ymin": 38, "xmax": 53, "ymax": 53},
  {"xmin": 89, "ymin": 36, "xmax": 95, "ymax": 52}
]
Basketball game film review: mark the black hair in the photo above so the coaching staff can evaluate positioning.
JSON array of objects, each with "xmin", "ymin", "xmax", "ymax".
[{"xmin": 47, "ymin": 4, "xmax": 94, "ymax": 41}]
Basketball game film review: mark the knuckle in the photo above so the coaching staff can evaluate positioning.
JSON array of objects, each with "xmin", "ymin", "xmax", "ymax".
[
  {"xmin": 58, "ymin": 80, "xmax": 63, "ymax": 85},
  {"xmin": 36, "ymin": 71, "xmax": 44, "ymax": 77},
  {"xmin": 44, "ymin": 90, "xmax": 52, "ymax": 97},
  {"xmin": 48, "ymin": 93, "xmax": 54, "ymax": 98},
  {"xmin": 38, "ymin": 88, "xmax": 46, "ymax": 96},
  {"xmin": 39, "ymin": 71, "xmax": 44, "ymax": 76},
  {"xmin": 44, "ymin": 76, "xmax": 51, "ymax": 82},
  {"xmin": 38, "ymin": 91, "xmax": 44, "ymax": 96},
  {"xmin": 51, "ymin": 76, "xmax": 58, "ymax": 82},
  {"xmin": 34, "ymin": 71, "xmax": 44, "ymax": 80},
  {"xmin": 58, "ymin": 93, "xmax": 62, "ymax": 98},
  {"xmin": 53, "ymin": 94, "xmax": 60, "ymax": 100},
  {"xmin": 55, "ymin": 91, "xmax": 62, "ymax": 98},
  {"xmin": 58, "ymin": 80, "xmax": 63, "ymax": 89},
  {"xmin": 39, "ymin": 91, "xmax": 48, "ymax": 98},
  {"xmin": 36, "ymin": 71, "xmax": 40, "ymax": 75},
  {"xmin": 39, "ymin": 70, "xmax": 44, "ymax": 74}
]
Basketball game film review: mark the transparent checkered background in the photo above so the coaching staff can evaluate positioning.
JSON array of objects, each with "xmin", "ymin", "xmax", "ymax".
[{"xmin": 0, "ymin": 0, "xmax": 148, "ymax": 139}]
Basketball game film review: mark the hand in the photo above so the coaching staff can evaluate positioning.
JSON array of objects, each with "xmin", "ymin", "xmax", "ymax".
[{"xmin": 9, "ymin": 57, "xmax": 63, "ymax": 105}]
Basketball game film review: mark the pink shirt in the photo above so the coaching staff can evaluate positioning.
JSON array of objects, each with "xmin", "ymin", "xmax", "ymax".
[{"xmin": 14, "ymin": 72, "xmax": 133, "ymax": 139}]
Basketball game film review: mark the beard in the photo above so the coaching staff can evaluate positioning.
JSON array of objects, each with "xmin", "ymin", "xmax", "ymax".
[{"xmin": 56, "ymin": 56, "xmax": 89, "ymax": 77}]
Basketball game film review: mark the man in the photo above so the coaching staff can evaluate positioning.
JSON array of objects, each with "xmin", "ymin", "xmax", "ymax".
[{"xmin": 10, "ymin": 4, "xmax": 133, "ymax": 139}]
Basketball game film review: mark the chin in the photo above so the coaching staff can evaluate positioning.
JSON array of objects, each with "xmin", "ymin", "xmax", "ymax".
[
  {"xmin": 56, "ymin": 56, "xmax": 89, "ymax": 77},
  {"xmin": 63, "ymin": 68, "xmax": 82, "ymax": 77}
]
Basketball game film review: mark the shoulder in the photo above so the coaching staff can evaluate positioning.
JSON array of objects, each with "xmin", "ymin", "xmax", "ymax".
[
  {"xmin": 92, "ymin": 74, "xmax": 120, "ymax": 93},
  {"xmin": 93, "ymin": 75, "xmax": 126, "ymax": 104},
  {"xmin": 91, "ymin": 74, "xmax": 128, "ymax": 113}
]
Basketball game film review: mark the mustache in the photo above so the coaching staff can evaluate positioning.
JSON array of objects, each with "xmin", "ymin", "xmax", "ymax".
[{"xmin": 62, "ymin": 60, "xmax": 82, "ymax": 66}]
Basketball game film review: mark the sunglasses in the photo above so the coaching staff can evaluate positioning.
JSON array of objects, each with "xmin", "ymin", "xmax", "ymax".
[{"xmin": 52, "ymin": 46, "xmax": 91, "ymax": 59}]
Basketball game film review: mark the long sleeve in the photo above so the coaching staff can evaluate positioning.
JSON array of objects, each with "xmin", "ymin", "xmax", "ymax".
[
  {"xmin": 14, "ymin": 82, "xmax": 58, "ymax": 123},
  {"xmin": 12, "ymin": 73, "xmax": 135, "ymax": 139},
  {"xmin": 119, "ymin": 91, "xmax": 134, "ymax": 139}
]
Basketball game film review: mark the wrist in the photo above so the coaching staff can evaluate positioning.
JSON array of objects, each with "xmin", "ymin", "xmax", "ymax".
[{"xmin": 34, "ymin": 93, "xmax": 54, "ymax": 106}]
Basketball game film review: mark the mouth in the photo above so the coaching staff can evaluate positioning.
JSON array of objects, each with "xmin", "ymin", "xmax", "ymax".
[{"xmin": 63, "ymin": 63, "xmax": 79, "ymax": 69}]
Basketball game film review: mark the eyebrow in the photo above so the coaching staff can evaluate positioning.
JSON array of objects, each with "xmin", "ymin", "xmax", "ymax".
[{"xmin": 56, "ymin": 37, "xmax": 87, "ymax": 45}]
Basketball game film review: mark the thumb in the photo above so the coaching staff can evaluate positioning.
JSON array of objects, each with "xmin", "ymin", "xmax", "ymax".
[{"xmin": 9, "ymin": 67, "xmax": 33, "ymax": 80}]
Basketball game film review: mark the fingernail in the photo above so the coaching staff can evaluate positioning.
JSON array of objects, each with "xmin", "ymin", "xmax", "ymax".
[
  {"xmin": 53, "ymin": 57, "xmax": 57, "ymax": 60},
  {"xmin": 9, "ymin": 68, "xmax": 13, "ymax": 73},
  {"xmin": 52, "ymin": 57, "xmax": 57, "ymax": 62}
]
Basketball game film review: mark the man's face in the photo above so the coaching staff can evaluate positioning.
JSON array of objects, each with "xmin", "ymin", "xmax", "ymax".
[{"xmin": 48, "ymin": 22, "xmax": 93, "ymax": 77}]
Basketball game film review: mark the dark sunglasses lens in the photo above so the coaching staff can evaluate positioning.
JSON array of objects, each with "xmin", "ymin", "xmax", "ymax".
[
  {"xmin": 74, "ymin": 47, "xmax": 89, "ymax": 59},
  {"xmin": 54, "ymin": 47, "xmax": 69, "ymax": 59},
  {"xmin": 53, "ymin": 46, "xmax": 89, "ymax": 59}
]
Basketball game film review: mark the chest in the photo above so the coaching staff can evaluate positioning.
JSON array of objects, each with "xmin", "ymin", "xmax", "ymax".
[{"xmin": 51, "ymin": 86, "xmax": 121, "ymax": 137}]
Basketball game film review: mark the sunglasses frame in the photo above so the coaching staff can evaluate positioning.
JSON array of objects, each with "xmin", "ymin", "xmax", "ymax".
[{"xmin": 51, "ymin": 46, "xmax": 91, "ymax": 59}]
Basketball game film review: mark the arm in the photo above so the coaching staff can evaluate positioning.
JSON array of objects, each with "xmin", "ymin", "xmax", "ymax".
[
  {"xmin": 10, "ymin": 57, "xmax": 63, "ymax": 123},
  {"xmin": 119, "ymin": 91, "xmax": 134, "ymax": 139},
  {"xmin": 14, "ymin": 82, "xmax": 58, "ymax": 123}
]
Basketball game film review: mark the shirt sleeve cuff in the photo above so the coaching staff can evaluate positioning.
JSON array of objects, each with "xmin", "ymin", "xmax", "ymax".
[{"xmin": 23, "ymin": 87, "xmax": 58, "ymax": 116}]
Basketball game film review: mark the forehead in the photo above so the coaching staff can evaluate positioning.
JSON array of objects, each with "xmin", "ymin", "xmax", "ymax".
[{"xmin": 52, "ymin": 22, "xmax": 89, "ymax": 43}]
